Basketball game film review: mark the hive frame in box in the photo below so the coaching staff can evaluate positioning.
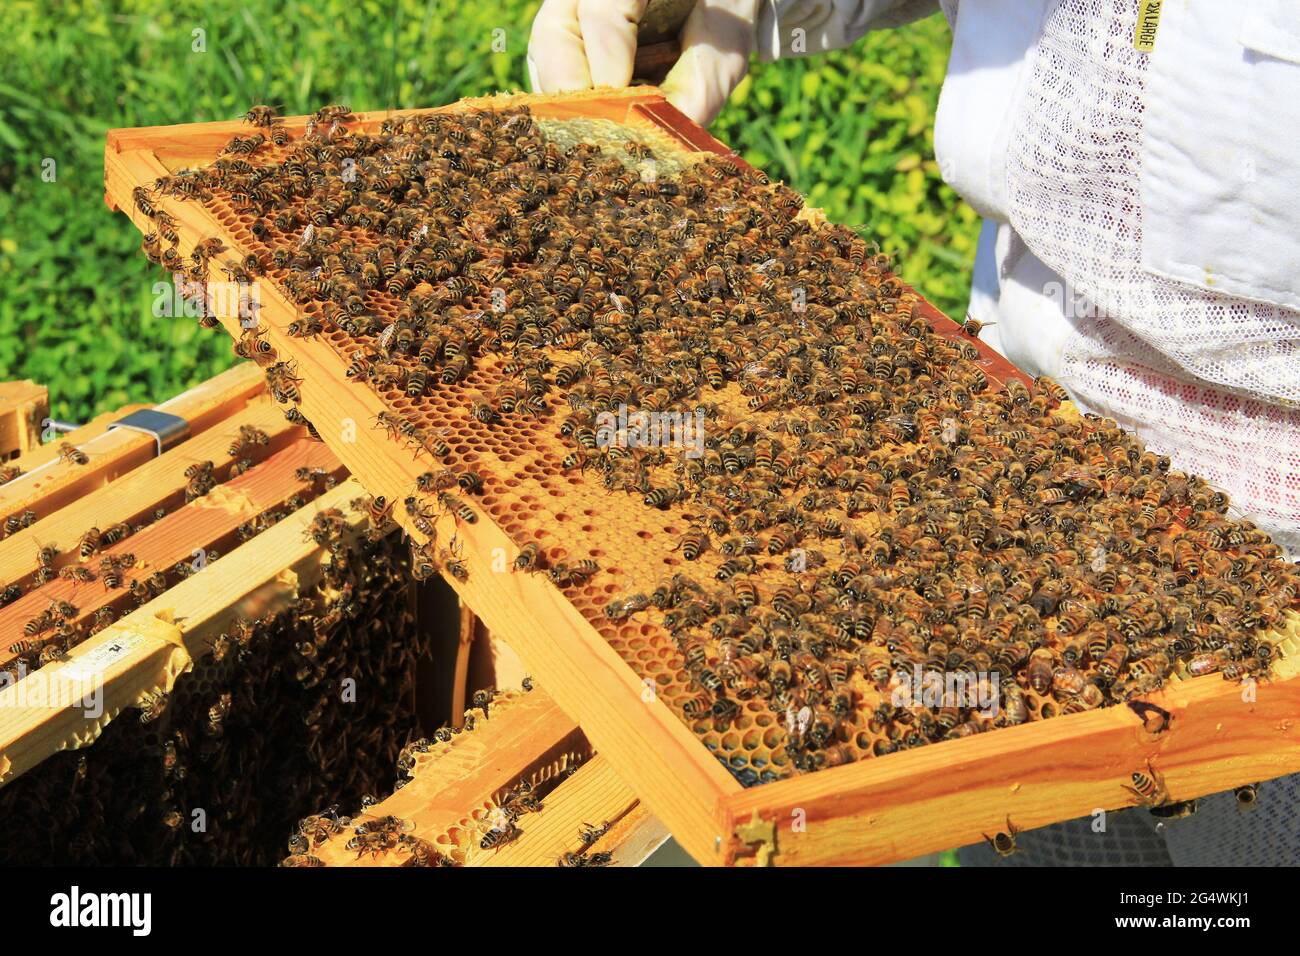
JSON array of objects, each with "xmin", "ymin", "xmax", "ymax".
[
  {"xmin": 0, "ymin": 476, "xmax": 375, "ymax": 787},
  {"xmin": 310, "ymin": 688, "xmax": 670, "ymax": 868},
  {"xmin": 0, "ymin": 365, "xmax": 370, "ymax": 787},
  {"xmin": 0, "ymin": 391, "xmax": 345, "ymax": 659},
  {"xmin": 104, "ymin": 88, "xmax": 1300, "ymax": 866},
  {"xmin": 0, "ymin": 371, "xmax": 616, "ymax": 868},
  {"xmin": 0, "ymin": 362, "xmax": 264, "ymax": 530}
]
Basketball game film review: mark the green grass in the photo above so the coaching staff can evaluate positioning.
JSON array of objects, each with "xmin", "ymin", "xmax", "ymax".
[{"xmin": 0, "ymin": 0, "xmax": 977, "ymax": 421}]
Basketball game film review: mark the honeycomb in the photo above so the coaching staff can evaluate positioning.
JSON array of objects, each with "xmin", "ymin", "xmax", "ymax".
[
  {"xmin": 136, "ymin": 99, "xmax": 1300, "ymax": 790},
  {"xmin": 536, "ymin": 118, "xmax": 693, "ymax": 176},
  {"xmin": 0, "ymin": 529, "xmax": 428, "ymax": 865}
]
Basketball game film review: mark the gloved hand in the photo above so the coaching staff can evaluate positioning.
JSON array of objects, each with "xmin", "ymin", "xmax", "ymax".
[
  {"xmin": 527, "ymin": 0, "xmax": 764, "ymax": 127},
  {"xmin": 526, "ymin": 1, "xmax": 939, "ymax": 128}
]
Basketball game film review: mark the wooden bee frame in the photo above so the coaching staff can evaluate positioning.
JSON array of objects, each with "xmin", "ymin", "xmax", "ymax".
[
  {"xmin": 102, "ymin": 89, "xmax": 1300, "ymax": 866},
  {"xmin": 307, "ymin": 688, "xmax": 669, "ymax": 867}
]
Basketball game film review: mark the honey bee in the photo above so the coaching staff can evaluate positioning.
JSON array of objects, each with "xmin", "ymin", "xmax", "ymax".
[
  {"xmin": 362, "ymin": 494, "xmax": 395, "ymax": 530},
  {"xmin": 286, "ymin": 316, "xmax": 324, "ymax": 337},
  {"xmin": 101, "ymin": 522, "xmax": 133, "ymax": 546},
  {"xmin": 441, "ymin": 538, "xmax": 469, "ymax": 582},
  {"xmin": 457, "ymin": 470, "xmax": 484, "ymax": 495},
  {"xmin": 1096, "ymin": 644, "xmax": 1128, "ymax": 682},
  {"xmin": 88, "ymin": 606, "xmax": 116, "ymax": 635},
  {"xmin": 1122, "ymin": 759, "xmax": 1169, "ymax": 808},
  {"xmin": 676, "ymin": 529, "xmax": 710, "ymax": 561},
  {"xmin": 243, "ymin": 104, "xmax": 278, "ymax": 127},
  {"xmin": 1034, "ymin": 375, "xmax": 1070, "ymax": 403},
  {"xmin": 402, "ymin": 495, "xmax": 438, "ymax": 538},
  {"xmin": 222, "ymin": 133, "xmax": 266, "ymax": 156},
  {"xmin": 128, "ymin": 577, "xmax": 151, "ymax": 605},
  {"xmin": 347, "ymin": 828, "xmax": 400, "ymax": 860},
  {"xmin": 184, "ymin": 462, "xmax": 217, "ymax": 501},
  {"xmin": 548, "ymin": 559, "xmax": 597, "ymax": 587},
  {"xmin": 298, "ymin": 807, "xmax": 347, "ymax": 847},
  {"xmin": 57, "ymin": 442, "xmax": 89, "ymax": 466},
  {"xmin": 437, "ymin": 492, "xmax": 477, "ymax": 524},
  {"xmin": 1233, "ymin": 783, "xmax": 1260, "ymax": 812},
  {"xmin": 514, "ymin": 542, "xmax": 542, "ymax": 573},
  {"xmin": 716, "ymin": 556, "xmax": 757, "ymax": 581},
  {"xmin": 229, "ymin": 423, "xmax": 270, "ymax": 456},
  {"xmin": 11, "ymin": 632, "xmax": 42, "ymax": 653},
  {"xmin": 313, "ymin": 103, "xmax": 352, "ymax": 125},
  {"xmin": 414, "ymin": 471, "xmax": 444, "ymax": 494},
  {"xmin": 578, "ymin": 821, "xmax": 611, "ymax": 846},
  {"xmin": 4, "ymin": 510, "xmax": 37, "ymax": 535},
  {"xmin": 1024, "ymin": 648, "xmax": 1054, "ymax": 695},
  {"xmin": 265, "ymin": 361, "xmax": 302, "ymax": 403},
  {"xmin": 306, "ymin": 508, "xmax": 347, "ymax": 547},
  {"xmin": 982, "ymin": 816, "xmax": 1019, "ymax": 857},
  {"xmin": 643, "ymin": 483, "xmax": 683, "ymax": 509},
  {"xmin": 59, "ymin": 565, "xmax": 96, "ymax": 584},
  {"xmin": 37, "ymin": 641, "xmax": 72, "ymax": 666},
  {"xmin": 99, "ymin": 555, "xmax": 124, "ymax": 590},
  {"xmin": 206, "ymin": 691, "xmax": 231, "ymax": 737},
  {"xmin": 398, "ymin": 834, "xmax": 452, "ymax": 866},
  {"xmin": 295, "ymin": 466, "xmax": 334, "ymax": 488},
  {"xmin": 1149, "ymin": 799, "xmax": 1199, "ymax": 821},
  {"xmin": 479, "ymin": 820, "xmax": 522, "ymax": 851},
  {"xmin": 34, "ymin": 540, "xmax": 58, "ymax": 568},
  {"xmin": 137, "ymin": 690, "xmax": 169, "ymax": 724},
  {"xmin": 132, "ymin": 185, "xmax": 158, "ymax": 218}
]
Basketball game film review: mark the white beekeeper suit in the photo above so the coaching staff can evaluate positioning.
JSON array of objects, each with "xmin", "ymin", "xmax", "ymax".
[{"xmin": 530, "ymin": 0, "xmax": 1300, "ymax": 558}]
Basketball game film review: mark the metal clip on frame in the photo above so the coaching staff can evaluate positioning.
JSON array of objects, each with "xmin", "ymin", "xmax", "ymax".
[{"xmin": 107, "ymin": 409, "xmax": 190, "ymax": 457}]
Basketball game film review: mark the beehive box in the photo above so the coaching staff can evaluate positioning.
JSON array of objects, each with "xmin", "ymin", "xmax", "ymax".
[
  {"xmin": 0, "ymin": 369, "xmax": 433, "ymax": 862},
  {"xmin": 103, "ymin": 88, "xmax": 1300, "ymax": 866}
]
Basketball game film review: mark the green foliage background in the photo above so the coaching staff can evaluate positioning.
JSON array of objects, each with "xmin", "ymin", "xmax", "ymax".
[{"xmin": 0, "ymin": 0, "xmax": 978, "ymax": 422}]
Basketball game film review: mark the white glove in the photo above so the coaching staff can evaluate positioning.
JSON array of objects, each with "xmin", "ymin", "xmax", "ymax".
[
  {"xmin": 662, "ymin": 0, "xmax": 764, "ymax": 127},
  {"xmin": 527, "ymin": 0, "xmax": 764, "ymax": 127},
  {"xmin": 528, "ymin": 0, "xmax": 651, "ymax": 94}
]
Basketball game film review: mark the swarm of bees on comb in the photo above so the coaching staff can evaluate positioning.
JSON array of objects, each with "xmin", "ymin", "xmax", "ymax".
[
  {"xmin": 0, "ymin": 524, "xmax": 427, "ymax": 865},
  {"xmin": 132, "ymin": 100, "xmax": 1300, "ymax": 787}
]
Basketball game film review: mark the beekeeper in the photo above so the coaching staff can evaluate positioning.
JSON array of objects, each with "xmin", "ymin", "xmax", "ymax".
[{"xmin": 528, "ymin": 0, "xmax": 1300, "ymax": 866}]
